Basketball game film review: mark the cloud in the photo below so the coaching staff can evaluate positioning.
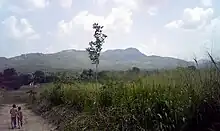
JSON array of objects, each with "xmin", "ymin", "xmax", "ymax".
[
  {"xmin": 59, "ymin": 0, "xmax": 72, "ymax": 8},
  {"xmin": 55, "ymin": 6, "xmax": 135, "ymax": 53},
  {"xmin": 94, "ymin": 0, "xmax": 164, "ymax": 19},
  {"xmin": 0, "ymin": 0, "xmax": 219, "ymax": 60},
  {"xmin": 4, "ymin": 0, "xmax": 49, "ymax": 14},
  {"xmin": 165, "ymin": 7, "xmax": 214, "ymax": 30},
  {"xmin": 95, "ymin": 0, "xmax": 138, "ymax": 10},
  {"xmin": 147, "ymin": 7, "xmax": 158, "ymax": 16},
  {"xmin": 2, "ymin": 16, "xmax": 40, "ymax": 40},
  {"xmin": 7, "ymin": 5, "xmax": 30, "ymax": 14},
  {"xmin": 139, "ymin": 35, "xmax": 176, "ymax": 57},
  {"xmin": 95, "ymin": 0, "xmax": 108, "ymax": 6},
  {"xmin": 0, "ymin": 0, "xmax": 4, "ymax": 8},
  {"xmin": 201, "ymin": 0, "xmax": 212, "ymax": 7},
  {"xmin": 73, "ymin": 11, "xmax": 106, "ymax": 31},
  {"xmin": 95, "ymin": 0, "xmax": 165, "ymax": 12},
  {"xmin": 57, "ymin": 20, "xmax": 75, "ymax": 37},
  {"xmin": 205, "ymin": 17, "xmax": 220, "ymax": 37},
  {"xmin": 58, "ymin": 7, "xmax": 133, "ymax": 35},
  {"xmin": 208, "ymin": 17, "xmax": 220, "ymax": 28},
  {"xmin": 165, "ymin": 20, "xmax": 183, "ymax": 29},
  {"xmin": 27, "ymin": 0, "xmax": 49, "ymax": 8},
  {"xmin": 141, "ymin": 0, "xmax": 168, "ymax": 16},
  {"xmin": 112, "ymin": 0, "xmax": 138, "ymax": 10}
]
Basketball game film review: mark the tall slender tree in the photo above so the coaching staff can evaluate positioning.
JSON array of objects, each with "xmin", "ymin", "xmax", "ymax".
[{"xmin": 86, "ymin": 23, "xmax": 107, "ymax": 82}]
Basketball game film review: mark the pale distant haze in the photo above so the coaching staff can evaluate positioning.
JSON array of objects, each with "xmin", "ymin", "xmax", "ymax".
[{"xmin": 0, "ymin": 0, "xmax": 219, "ymax": 60}]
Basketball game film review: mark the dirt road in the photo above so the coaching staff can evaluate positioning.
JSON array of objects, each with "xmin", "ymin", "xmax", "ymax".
[{"xmin": 0, "ymin": 104, "xmax": 56, "ymax": 131}]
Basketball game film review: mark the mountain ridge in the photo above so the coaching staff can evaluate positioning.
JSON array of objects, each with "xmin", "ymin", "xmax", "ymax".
[{"xmin": 0, "ymin": 48, "xmax": 193, "ymax": 73}]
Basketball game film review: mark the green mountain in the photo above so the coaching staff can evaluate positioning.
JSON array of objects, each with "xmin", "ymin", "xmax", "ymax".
[{"xmin": 0, "ymin": 48, "xmax": 191, "ymax": 73}]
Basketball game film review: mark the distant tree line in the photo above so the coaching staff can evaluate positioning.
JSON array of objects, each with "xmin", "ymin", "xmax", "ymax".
[
  {"xmin": 0, "ymin": 68, "xmax": 58, "ymax": 90},
  {"xmin": 0, "ymin": 65, "xmax": 198, "ymax": 90}
]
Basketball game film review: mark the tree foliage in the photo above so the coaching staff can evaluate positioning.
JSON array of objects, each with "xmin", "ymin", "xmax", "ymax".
[
  {"xmin": 3, "ymin": 68, "xmax": 17, "ymax": 78},
  {"xmin": 0, "ymin": 68, "xmax": 57, "ymax": 90},
  {"xmin": 19, "ymin": 73, "xmax": 33, "ymax": 85},
  {"xmin": 33, "ymin": 70, "xmax": 45, "ymax": 83},
  {"xmin": 131, "ymin": 67, "xmax": 140, "ymax": 73},
  {"xmin": 80, "ymin": 69, "xmax": 94, "ymax": 81},
  {"xmin": 188, "ymin": 65, "xmax": 196, "ymax": 70},
  {"xmin": 1, "ymin": 68, "xmax": 21, "ymax": 90},
  {"xmin": 86, "ymin": 23, "xmax": 107, "ymax": 81}
]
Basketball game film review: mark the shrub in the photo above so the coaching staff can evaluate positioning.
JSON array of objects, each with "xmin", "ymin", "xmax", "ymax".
[{"xmin": 37, "ymin": 68, "xmax": 220, "ymax": 131}]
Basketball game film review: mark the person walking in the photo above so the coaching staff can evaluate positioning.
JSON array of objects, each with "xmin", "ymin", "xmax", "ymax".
[
  {"xmin": 9, "ymin": 104, "xmax": 17, "ymax": 129},
  {"xmin": 17, "ymin": 106, "xmax": 23, "ymax": 129}
]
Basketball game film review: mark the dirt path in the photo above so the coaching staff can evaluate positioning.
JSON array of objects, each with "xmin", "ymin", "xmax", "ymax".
[{"xmin": 0, "ymin": 104, "xmax": 56, "ymax": 131}]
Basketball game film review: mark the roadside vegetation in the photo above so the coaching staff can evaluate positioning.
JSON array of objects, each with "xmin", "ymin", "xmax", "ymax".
[{"xmin": 29, "ymin": 64, "xmax": 220, "ymax": 131}]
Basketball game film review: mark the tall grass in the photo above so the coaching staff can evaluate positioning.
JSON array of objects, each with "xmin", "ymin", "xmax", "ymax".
[{"xmin": 37, "ymin": 68, "xmax": 220, "ymax": 131}]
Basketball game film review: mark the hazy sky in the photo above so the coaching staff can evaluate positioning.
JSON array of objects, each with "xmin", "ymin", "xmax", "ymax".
[{"xmin": 0, "ymin": 0, "xmax": 219, "ymax": 60}]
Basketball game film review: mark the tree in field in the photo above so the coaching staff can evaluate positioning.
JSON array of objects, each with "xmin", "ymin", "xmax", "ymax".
[
  {"xmin": 2, "ymin": 68, "xmax": 21, "ymax": 90},
  {"xmin": 33, "ymin": 70, "xmax": 45, "ymax": 83},
  {"xmin": 131, "ymin": 67, "xmax": 140, "ymax": 73},
  {"xmin": 80, "ymin": 69, "xmax": 94, "ymax": 81},
  {"xmin": 187, "ymin": 65, "xmax": 196, "ymax": 71},
  {"xmin": 3, "ymin": 68, "xmax": 17, "ymax": 79},
  {"xmin": 86, "ymin": 23, "xmax": 107, "ymax": 82},
  {"xmin": 19, "ymin": 73, "xmax": 32, "ymax": 85}
]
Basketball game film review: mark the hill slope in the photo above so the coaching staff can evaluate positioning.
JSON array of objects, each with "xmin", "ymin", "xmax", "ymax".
[{"xmin": 0, "ymin": 48, "xmax": 191, "ymax": 72}]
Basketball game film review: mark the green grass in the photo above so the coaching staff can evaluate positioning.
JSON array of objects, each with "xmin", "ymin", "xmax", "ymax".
[{"xmin": 35, "ymin": 68, "xmax": 220, "ymax": 131}]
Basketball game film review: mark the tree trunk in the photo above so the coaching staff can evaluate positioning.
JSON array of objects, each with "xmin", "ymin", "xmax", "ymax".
[{"xmin": 95, "ymin": 63, "xmax": 98, "ymax": 83}]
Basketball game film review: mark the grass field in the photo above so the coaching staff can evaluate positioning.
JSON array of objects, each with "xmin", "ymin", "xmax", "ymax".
[{"xmin": 32, "ymin": 67, "xmax": 220, "ymax": 131}]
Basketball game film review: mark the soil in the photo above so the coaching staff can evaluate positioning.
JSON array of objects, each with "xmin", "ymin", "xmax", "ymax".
[
  {"xmin": 0, "ymin": 86, "xmax": 56, "ymax": 131},
  {"xmin": 0, "ymin": 104, "xmax": 56, "ymax": 131}
]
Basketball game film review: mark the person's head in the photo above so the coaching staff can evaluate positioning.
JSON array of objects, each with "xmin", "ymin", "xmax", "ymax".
[
  {"xmin": 12, "ymin": 104, "xmax": 16, "ymax": 108},
  {"xmin": 18, "ymin": 107, "xmax": 21, "ymax": 111}
]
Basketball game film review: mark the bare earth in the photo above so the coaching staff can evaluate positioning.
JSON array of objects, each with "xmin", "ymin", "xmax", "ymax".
[{"xmin": 0, "ymin": 104, "xmax": 55, "ymax": 131}]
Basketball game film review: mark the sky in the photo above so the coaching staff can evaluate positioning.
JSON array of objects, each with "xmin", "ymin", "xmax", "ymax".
[{"xmin": 0, "ymin": 0, "xmax": 220, "ymax": 60}]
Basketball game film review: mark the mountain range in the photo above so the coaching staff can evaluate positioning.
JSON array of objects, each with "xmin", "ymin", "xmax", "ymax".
[{"xmin": 0, "ymin": 48, "xmax": 195, "ymax": 73}]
